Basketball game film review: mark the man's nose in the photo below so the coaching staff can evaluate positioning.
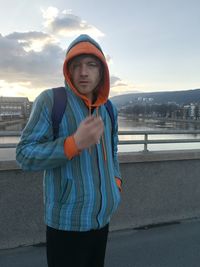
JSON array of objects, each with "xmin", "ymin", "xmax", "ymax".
[{"xmin": 80, "ymin": 64, "xmax": 88, "ymax": 76}]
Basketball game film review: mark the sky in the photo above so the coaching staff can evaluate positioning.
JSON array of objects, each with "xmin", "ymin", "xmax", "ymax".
[{"xmin": 0, "ymin": 0, "xmax": 199, "ymax": 101}]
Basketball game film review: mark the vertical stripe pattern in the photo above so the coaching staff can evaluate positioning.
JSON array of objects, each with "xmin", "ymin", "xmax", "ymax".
[{"xmin": 16, "ymin": 86, "xmax": 121, "ymax": 231}]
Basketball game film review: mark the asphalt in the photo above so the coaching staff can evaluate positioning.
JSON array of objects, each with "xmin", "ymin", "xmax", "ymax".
[{"xmin": 1, "ymin": 220, "xmax": 200, "ymax": 267}]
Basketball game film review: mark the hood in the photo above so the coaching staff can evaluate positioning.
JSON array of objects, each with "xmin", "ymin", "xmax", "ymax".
[{"xmin": 63, "ymin": 34, "xmax": 110, "ymax": 107}]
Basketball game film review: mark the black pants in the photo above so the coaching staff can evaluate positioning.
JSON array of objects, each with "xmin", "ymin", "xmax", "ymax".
[{"xmin": 46, "ymin": 224, "xmax": 109, "ymax": 267}]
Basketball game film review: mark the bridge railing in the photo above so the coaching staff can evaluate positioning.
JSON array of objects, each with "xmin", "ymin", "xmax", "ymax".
[
  {"xmin": 118, "ymin": 130, "xmax": 200, "ymax": 152},
  {"xmin": 1, "ymin": 130, "xmax": 200, "ymax": 152}
]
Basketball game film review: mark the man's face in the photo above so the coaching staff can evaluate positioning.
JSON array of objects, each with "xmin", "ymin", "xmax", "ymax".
[{"xmin": 69, "ymin": 55, "xmax": 102, "ymax": 100}]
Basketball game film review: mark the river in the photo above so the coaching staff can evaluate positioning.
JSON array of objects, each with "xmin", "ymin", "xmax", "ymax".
[
  {"xmin": 1, "ymin": 116, "xmax": 200, "ymax": 160},
  {"xmin": 118, "ymin": 115, "xmax": 200, "ymax": 152}
]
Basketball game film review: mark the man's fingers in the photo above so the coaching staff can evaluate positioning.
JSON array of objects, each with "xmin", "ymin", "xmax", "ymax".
[
  {"xmin": 74, "ymin": 114, "xmax": 105, "ymax": 150},
  {"xmin": 83, "ymin": 116, "xmax": 103, "ymax": 127},
  {"xmin": 83, "ymin": 116, "xmax": 96, "ymax": 124}
]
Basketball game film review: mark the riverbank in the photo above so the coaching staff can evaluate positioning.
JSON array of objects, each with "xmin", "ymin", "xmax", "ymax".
[{"xmin": 119, "ymin": 113, "xmax": 200, "ymax": 125}]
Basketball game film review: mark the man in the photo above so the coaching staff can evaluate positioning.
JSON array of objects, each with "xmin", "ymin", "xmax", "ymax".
[{"xmin": 16, "ymin": 34, "xmax": 122, "ymax": 267}]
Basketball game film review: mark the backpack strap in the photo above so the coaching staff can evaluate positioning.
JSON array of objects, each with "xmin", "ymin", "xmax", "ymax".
[
  {"xmin": 104, "ymin": 99, "xmax": 115, "ymax": 156},
  {"xmin": 52, "ymin": 87, "xmax": 67, "ymax": 140},
  {"xmin": 104, "ymin": 99, "xmax": 114, "ymax": 131}
]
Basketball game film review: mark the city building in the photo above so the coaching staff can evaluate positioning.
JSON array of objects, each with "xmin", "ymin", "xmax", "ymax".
[{"xmin": 0, "ymin": 96, "xmax": 32, "ymax": 120}]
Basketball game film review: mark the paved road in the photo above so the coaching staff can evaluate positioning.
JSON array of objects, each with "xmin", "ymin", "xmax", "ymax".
[{"xmin": 1, "ymin": 220, "xmax": 200, "ymax": 267}]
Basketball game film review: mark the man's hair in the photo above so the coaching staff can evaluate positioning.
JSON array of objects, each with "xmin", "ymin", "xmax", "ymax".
[{"xmin": 68, "ymin": 54, "xmax": 103, "ymax": 73}]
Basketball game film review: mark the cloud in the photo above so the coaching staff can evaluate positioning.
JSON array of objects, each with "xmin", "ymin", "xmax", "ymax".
[
  {"xmin": 0, "ymin": 33, "xmax": 65, "ymax": 90},
  {"xmin": 110, "ymin": 75, "xmax": 128, "ymax": 87},
  {"xmin": 0, "ymin": 7, "xmax": 133, "ymax": 100},
  {"xmin": 0, "ymin": 30, "xmax": 135, "ymax": 100},
  {"xmin": 0, "ymin": 7, "xmax": 106, "ymax": 100},
  {"xmin": 105, "ymin": 54, "xmax": 113, "ymax": 66},
  {"xmin": 6, "ymin": 31, "xmax": 57, "ymax": 52},
  {"xmin": 42, "ymin": 7, "xmax": 104, "ymax": 38},
  {"xmin": 41, "ymin": 6, "xmax": 59, "ymax": 20},
  {"xmin": 110, "ymin": 75, "xmax": 138, "ymax": 96},
  {"xmin": 6, "ymin": 31, "xmax": 51, "ymax": 41}
]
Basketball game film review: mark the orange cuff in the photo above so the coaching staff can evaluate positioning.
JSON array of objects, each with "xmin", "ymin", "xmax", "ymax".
[
  {"xmin": 115, "ymin": 177, "xmax": 122, "ymax": 192},
  {"xmin": 64, "ymin": 135, "xmax": 80, "ymax": 160}
]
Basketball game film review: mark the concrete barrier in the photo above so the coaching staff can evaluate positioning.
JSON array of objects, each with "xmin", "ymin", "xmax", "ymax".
[
  {"xmin": 113, "ymin": 150, "xmax": 200, "ymax": 231},
  {"xmin": 1, "ymin": 150, "xmax": 200, "ymax": 249}
]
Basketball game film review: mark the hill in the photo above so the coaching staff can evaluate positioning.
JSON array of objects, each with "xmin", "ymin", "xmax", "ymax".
[{"xmin": 110, "ymin": 88, "xmax": 200, "ymax": 108}]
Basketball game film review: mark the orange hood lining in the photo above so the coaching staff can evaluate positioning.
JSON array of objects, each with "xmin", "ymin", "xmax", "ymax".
[{"xmin": 63, "ymin": 42, "xmax": 110, "ymax": 108}]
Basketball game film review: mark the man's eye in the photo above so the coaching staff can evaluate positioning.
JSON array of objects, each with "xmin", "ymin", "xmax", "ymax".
[
  {"xmin": 72, "ymin": 63, "xmax": 80, "ymax": 68},
  {"xmin": 88, "ymin": 62, "xmax": 98, "ymax": 67}
]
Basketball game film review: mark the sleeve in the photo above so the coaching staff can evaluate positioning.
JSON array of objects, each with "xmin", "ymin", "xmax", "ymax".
[
  {"xmin": 16, "ymin": 90, "xmax": 71, "ymax": 171},
  {"xmin": 112, "ymin": 103, "xmax": 122, "ymax": 183},
  {"xmin": 64, "ymin": 135, "xmax": 81, "ymax": 159}
]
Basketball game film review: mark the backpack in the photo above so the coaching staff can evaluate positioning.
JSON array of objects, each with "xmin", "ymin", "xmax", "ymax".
[{"xmin": 51, "ymin": 87, "xmax": 115, "ymax": 154}]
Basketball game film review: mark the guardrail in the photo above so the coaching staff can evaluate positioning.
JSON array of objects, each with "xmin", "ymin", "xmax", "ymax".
[
  {"xmin": 119, "ymin": 130, "xmax": 200, "ymax": 152},
  {"xmin": 1, "ymin": 130, "xmax": 200, "ymax": 152}
]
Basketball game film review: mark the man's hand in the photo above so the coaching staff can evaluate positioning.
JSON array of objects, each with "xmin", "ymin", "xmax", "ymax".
[{"xmin": 74, "ymin": 116, "xmax": 104, "ymax": 150}]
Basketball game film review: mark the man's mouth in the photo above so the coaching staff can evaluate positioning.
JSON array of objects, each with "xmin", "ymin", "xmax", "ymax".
[{"xmin": 79, "ymin": 81, "xmax": 89, "ymax": 85}]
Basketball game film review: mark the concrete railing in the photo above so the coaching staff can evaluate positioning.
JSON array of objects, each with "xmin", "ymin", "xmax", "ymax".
[{"xmin": 1, "ymin": 150, "xmax": 200, "ymax": 249}]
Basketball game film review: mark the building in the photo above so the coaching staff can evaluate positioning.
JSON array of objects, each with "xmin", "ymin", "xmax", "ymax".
[{"xmin": 0, "ymin": 96, "xmax": 32, "ymax": 120}]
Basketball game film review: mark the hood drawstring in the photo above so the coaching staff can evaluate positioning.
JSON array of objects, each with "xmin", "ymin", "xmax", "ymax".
[
  {"xmin": 89, "ymin": 105, "xmax": 92, "ymax": 116},
  {"xmin": 89, "ymin": 106, "xmax": 92, "ymax": 155},
  {"xmin": 96, "ymin": 108, "xmax": 107, "ymax": 162},
  {"xmin": 101, "ymin": 134, "xmax": 107, "ymax": 162}
]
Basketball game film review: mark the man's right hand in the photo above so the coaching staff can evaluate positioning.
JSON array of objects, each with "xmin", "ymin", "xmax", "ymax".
[{"xmin": 73, "ymin": 116, "xmax": 104, "ymax": 151}]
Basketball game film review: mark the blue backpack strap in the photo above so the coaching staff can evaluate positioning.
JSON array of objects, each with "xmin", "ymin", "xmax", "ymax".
[
  {"xmin": 52, "ymin": 87, "xmax": 67, "ymax": 140},
  {"xmin": 104, "ymin": 99, "xmax": 115, "ymax": 156},
  {"xmin": 104, "ymin": 99, "xmax": 115, "ymax": 132}
]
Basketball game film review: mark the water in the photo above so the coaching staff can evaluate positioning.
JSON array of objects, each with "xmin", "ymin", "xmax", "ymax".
[
  {"xmin": 0, "ymin": 136, "xmax": 19, "ymax": 144},
  {"xmin": 1, "ymin": 116, "xmax": 200, "ymax": 158},
  {"xmin": 118, "ymin": 115, "xmax": 200, "ymax": 152}
]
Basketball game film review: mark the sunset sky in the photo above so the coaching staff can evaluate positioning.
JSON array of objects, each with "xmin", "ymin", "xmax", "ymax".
[{"xmin": 0, "ymin": 0, "xmax": 200, "ymax": 101}]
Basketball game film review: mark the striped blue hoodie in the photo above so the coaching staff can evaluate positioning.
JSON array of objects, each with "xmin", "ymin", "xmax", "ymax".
[{"xmin": 16, "ymin": 34, "xmax": 122, "ymax": 231}]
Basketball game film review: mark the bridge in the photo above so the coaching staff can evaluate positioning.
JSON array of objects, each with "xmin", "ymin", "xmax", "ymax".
[{"xmin": 1, "ymin": 132, "xmax": 200, "ymax": 266}]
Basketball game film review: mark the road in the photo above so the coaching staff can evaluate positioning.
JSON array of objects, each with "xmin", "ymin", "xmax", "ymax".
[{"xmin": 1, "ymin": 220, "xmax": 200, "ymax": 267}]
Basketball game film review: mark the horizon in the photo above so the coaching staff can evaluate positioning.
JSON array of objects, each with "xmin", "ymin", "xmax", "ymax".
[
  {"xmin": 1, "ymin": 87, "xmax": 200, "ymax": 102},
  {"xmin": 0, "ymin": 0, "xmax": 200, "ymax": 101},
  {"xmin": 111, "ymin": 87, "xmax": 200, "ymax": 98}
]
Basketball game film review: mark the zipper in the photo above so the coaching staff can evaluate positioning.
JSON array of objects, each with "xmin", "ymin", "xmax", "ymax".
[
  {"xmin": 91, "ymin": 107, "xmax": 104, "ymax": 227},
  {"xmin": 96, "ymin": 147, "xmax": 102, "ymax": 228}
]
